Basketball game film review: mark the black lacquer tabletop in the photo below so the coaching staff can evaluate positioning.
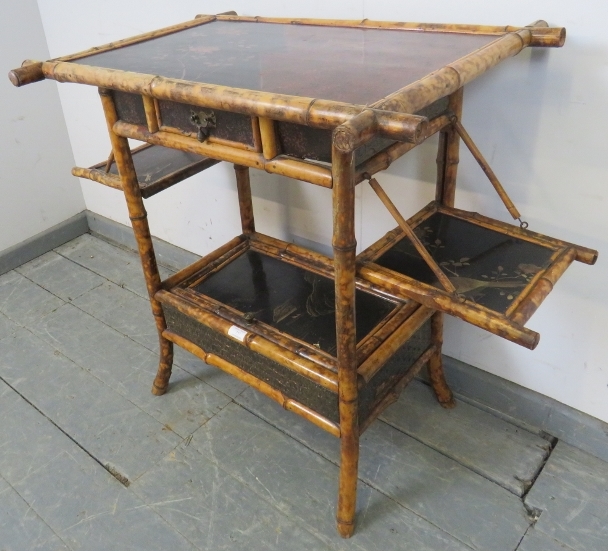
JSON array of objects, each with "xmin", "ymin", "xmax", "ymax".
[
  {"xmin": 377, "ymin": 213, "xmax": 556, "ymax": 313},
  {"xmin": 75, "ymin": 21, "xmax": 495, "ymax": 105},
  {"xmin": 193, "ymin": 250, "xmax": 395, "ymax": 355}
]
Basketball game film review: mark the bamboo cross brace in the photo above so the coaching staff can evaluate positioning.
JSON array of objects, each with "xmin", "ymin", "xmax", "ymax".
[
  {"xmin": 104, "ymin": 150, "xmax": 115, "ymax": 173},
  {"xmin": 367, "ymin": 177, "xmax": 456, "ymax": 293},
  {"xmin": 450, "ymin": 117, "xmax": 522, "ymax": 221}
]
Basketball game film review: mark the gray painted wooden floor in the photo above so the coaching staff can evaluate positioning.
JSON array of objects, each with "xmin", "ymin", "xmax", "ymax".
[{"xmin": 0, "ymin": 233, "xmax": 605, "ymax": 550}]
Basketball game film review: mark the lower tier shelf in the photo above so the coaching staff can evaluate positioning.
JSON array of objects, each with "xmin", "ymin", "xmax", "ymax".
[{"xmin": 156, "ymin": 233, "xmax": 434, "ymax": 434}]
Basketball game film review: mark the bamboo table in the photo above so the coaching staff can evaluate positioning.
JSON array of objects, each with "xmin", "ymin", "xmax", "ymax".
[{"xmin": 9, "ymin": 14, "xmax": 597, "ymax": 537}]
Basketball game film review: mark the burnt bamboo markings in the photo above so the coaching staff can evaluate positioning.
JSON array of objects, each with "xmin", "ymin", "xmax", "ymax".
[{"xmin": 98, "ymin": 88, "xmax": 174, "ymax": 395}]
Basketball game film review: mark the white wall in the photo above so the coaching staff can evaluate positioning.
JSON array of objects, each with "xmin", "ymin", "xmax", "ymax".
[
  {"xmin": 34, "ymin": 1, "xmax": 608, "ymax": 423},
  {"xmin": 1, "ymin": 0, "xmax": 85, "ymax": 252}
]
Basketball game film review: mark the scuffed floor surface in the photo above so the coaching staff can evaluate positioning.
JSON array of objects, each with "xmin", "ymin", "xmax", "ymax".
[{"xmin": 0, "ymin": 233, "xmax": 606, "ymax": 550}]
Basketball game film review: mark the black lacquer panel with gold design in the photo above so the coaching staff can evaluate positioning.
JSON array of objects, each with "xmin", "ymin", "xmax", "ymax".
[
  {"xmin": 193, "ymin": 250, "xmax": 396, "ymax": 356},
  {"xmin": 376, "ymin": 212, "xmax": 555, "ymax": 313}
]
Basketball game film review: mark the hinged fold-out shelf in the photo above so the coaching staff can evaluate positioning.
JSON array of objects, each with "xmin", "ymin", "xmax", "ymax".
[
  {"xmin": 155, "ymin": 233, "xmax": 435, "ymax": 435},
  {"xmin": 72, "ymin": 143, "xmax": 219, "ymax": 198},
  {"xmin": 358, "ymin": 201, "xmax": 597, "ymax": 349}
]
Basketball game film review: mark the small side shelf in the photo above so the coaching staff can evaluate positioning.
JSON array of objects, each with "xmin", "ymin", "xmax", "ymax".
[
  {"xmin": 358, "ymin": 202, "xmax": 597, "ymax": 349},
  {"xmin": 72, "ymin": 143, "xmax": 220, "ymax": 198},
  {"xmin": 155, "ymin": 233, "xmax": 435, "ymax": 435}
]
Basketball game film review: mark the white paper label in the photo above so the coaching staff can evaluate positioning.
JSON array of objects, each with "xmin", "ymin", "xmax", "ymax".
[{"xmin": 227, "ymin": 325, "xmax": 248, "ymax": 342}]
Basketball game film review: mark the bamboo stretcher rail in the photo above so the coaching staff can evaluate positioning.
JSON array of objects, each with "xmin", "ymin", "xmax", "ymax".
[
  {"xmin": 176, "ymin": 287, "xmax": 338, "ymax": 373},
  {"xmin": 72, "ymin": 166, "xmax": 122, "ymax": 190},
  {"xmin": 163, "ymin": 330, "xmax": 341, "ymax": 437},
  {"xmin": 437, "ymin": 204, "xmax": 598, "ymax": 265},
  {"xmin": 373, "ymin": 21, "xmax": 553, "ymax": 116},
  {"xmin": 451, "ymin": 117, "xmax": 521, "ymax": 220},
  {"xmin": 156, "ymin": 289, "xmax": 339, "ymax": 392},
  {"xmin": 34, "ymin": 61, "xmax": 428, "ymax": 143},
  {"xmin": 358, "ymin": 345, "xmax": 437, "ymax": 435},
  {"xmin": 356, "ymin": 302, "xmax": 419, "ymax": 366},
  {"xmin": 358, "ymin": 263, "xmax": 540, "ymax": 349},
  {"xmin": 368, "ymin": 178, "xmax": 456, "ymax": 293},
  {"xmin": 112, "ymin": 121, "xmax": 333, "ymax": 187},
  {"xmin": 210, "ymin": 15, "xmax": 565, "ymax": 47},
  {"xmin": 72, "ymin": 147, "xmax": 220, "ymax": 198},
  {"xmin": 358, "ymin": 304, "xmax": 434, "ymax": 383}
]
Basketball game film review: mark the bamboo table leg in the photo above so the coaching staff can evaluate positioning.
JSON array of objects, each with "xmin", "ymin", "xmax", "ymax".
[
  {"xmin": 99, "ymin": 88, "xmax": 174, "ymax": 395},
  {"xmin": 332, "ymin": 143, "xmax": 359, "ymax": 538},
  {"xmin": 429, "ymin": 87, "xmax": 463, "ymax": 408}
]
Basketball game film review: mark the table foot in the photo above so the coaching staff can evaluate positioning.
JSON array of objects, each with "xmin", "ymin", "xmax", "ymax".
[{"xmin": 151, "ymin": 338, "xmax": 174, "ymax": 396}]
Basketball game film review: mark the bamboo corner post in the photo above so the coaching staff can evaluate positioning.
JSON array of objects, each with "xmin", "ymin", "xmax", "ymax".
[
  {"xmin": 98, "ymin": 88, "xmax": 174, "ymax": 396},
  {"xmin": 332, "ymin": 121, "xmax": 361, "ymax": 538}
]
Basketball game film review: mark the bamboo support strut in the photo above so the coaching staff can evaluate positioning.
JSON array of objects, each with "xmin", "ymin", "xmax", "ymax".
[
  {"xmin": 163, "ymin": 330, "xmax": 341, "ymax": 437},
  {"xmin": 258, "ymin": 117, "xmax": 279, "ymax": 159},
  {"xmin": 234, "ymin": 165, "xmax": 256, "ymax": 233},
  {"xmin": 451, "ymin": 117, "xmax": 521, "ymax": 221},
  {"xmin": 98, "ymin": 88, "xmax": 174, "ymax": 396},
  {"xmin": 112, "ymin": 121, "xmax": 333, "ymax": 187},
  {"xmin": 367, "ymin": 177, "xmax": 456, "ymax": 293}
]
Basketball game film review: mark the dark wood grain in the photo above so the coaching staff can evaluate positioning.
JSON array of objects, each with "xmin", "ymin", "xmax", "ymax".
[{"xmin": 75, "ymin": 21, "xmax": 496, "ymax": 105}]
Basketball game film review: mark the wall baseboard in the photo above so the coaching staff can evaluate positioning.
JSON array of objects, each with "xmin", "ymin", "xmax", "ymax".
[
  {"xmin": 0, "ymin": 212, "xmax": 89, "ymax": 276},
  {"xmin": 441, "ymin": 356, "xmax": 608, "ymax": 463},
  {"xmin": 3, "ymin": 209, "xmax": 606, "ymax": 463},
  {"xmin": 86, "ymin": 211, "xmax": 200, "ymax": 271}
]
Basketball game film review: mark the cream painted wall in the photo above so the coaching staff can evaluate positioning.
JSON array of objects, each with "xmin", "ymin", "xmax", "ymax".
[
  {"xmin": 34, "ymin": 1, "xmax": 608, "ymax": 423},
  {"xmin": 1, "ymin": 0, "xmax": 84, "ymax": 252}
]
